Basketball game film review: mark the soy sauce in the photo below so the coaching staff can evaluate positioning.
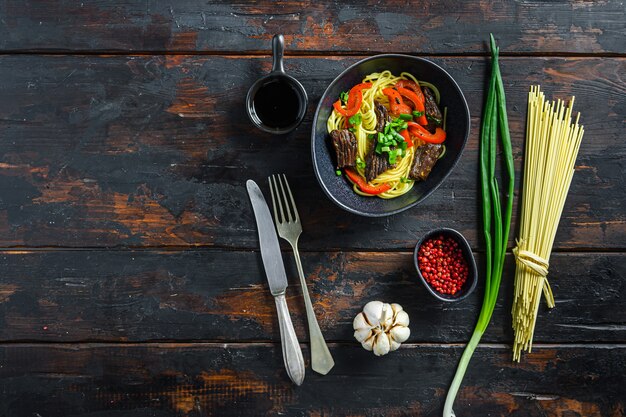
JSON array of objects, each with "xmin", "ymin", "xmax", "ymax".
[{"xmin": 253, "ymin": 79, "xmax": 300, "ymax": 129}]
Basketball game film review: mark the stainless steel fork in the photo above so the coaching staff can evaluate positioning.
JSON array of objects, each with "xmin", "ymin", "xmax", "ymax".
[{"xmin": 268, "ymin": 174, "xmax": 335, "ymax": 375}]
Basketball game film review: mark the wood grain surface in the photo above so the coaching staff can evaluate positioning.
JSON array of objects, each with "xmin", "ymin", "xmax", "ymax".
[
  {"xmin": 0, "ymin": 251, "xmax": 623, "ymax": 344},
  {"xmin": 0, "ymin": 1, "xmax": 624, "ymax": 416},
  {"xmin": 1, "ymin": 343, "xmax": 624, "ymax": 417},
  {"xmin": 0, "ymin": 55, "xmax": 623, "ymax": 250},
  {"xmin": 0, "ymin": 1, "xmax": 624, "ymax": 54}
]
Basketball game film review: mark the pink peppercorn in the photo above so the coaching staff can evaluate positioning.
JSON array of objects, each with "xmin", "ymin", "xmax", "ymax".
[{"xmin": 418, "ymin": 235, "xmax": 469, "ymax": 295}]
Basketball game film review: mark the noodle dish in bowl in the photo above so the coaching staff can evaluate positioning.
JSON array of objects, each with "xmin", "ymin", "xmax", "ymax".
[{"xmin": 312, "ymin": 55, "xmax": 470, "ymax": 217}]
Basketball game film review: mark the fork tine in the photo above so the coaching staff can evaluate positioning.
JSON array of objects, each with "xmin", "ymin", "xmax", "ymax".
[
  {"xmin": 277, "ymin": 174, "xmax": 294, "ymax": 222},
  {"xmin": 272, "ymin": 175, "xmax": 289, "ymax": 223},
  {"xmin": 267, "ymin": 175, "xmax": 282, "ymax": 223},
  {"xmin": 282, "ymin": 174, "xmax": 300, "ymax": 223}
]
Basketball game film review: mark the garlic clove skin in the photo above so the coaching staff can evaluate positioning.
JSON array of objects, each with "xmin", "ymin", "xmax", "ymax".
[
  {"xmin": 390, "ymin": 325, "xmax": 410, "ymax": 343},
  {"xmin": 389, "ymin": 339, "xmax": 402, "ymax": 352},
  {"xmin": 353, "ymin": 312, "xmax": 372, "ymax": 331},
  {"xmin": 354, "ymin": 328, "xmax": 373, "ymax": 343},
  {"xmin": 362, "ymin": 301, "xmax": 384, "ymax": 327},
  {"xmin": 373, "ymin": 333, "xmax": 391, "ymax": 356},
  {"xmin": 393, "ymin": 310, "xmax": 410, "ymax": 327},
  {"xmin": 391, "ymin": 303, "xmax": 403, "ymax": 314},
  {"xmin": 361, "ymin": 333, "xmax": 376, "ymax": 351}
]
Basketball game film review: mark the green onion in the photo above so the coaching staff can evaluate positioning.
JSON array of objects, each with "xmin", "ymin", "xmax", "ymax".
[
  {"xmin": 442, "ymin": 34, "xmax": 514, "ymax": 417},
  {"xmin": 356, "ymin": 157, "xmax": 366, "ymax": 169},
  {"xmin": 427, "ymin": 114, "xmax": 442, "ymax": 125},
  {"xmin": 412, "ymin": 110, "xmax": 424, "ymax": 118},
  {"xmin": 398, "ymin": 113, "xmax": 413, "ymax": 121},
  {"xmin": 349, "ymin": 113, "xmax": 362, "ymax": 126},
  {"xmin": 381, "ymin": 146, "xmax": 390, "ymax": 153},
  {"xmin": 391, "ymin": 130, "xmax": 405, "ymax": 142},
  {"xmin": 335, "ymin": 170, "xmax": 342, "ymax": 176},
  {"xmin": 339, "ymin": 91, "xmax": 349, "ymax": 104}
]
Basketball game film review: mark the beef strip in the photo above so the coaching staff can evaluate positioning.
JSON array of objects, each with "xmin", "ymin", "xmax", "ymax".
[
  {"xmin": 409, "ymin": 143, "xmax": 442, "ymax": 181},
  {"xmin": 365, "ymin": 146, "xmax": 395, "ymax": 183},
  {"xmin": 374, "ymin": 100, "xmax": 392, "ymax": 133},
  {"xmin": 362, "ymin": 101, "xmax": 396, "ymax": 182},
  {"xmin": 423, "ymin": 87, "xmax": 442, "ymax": 133},
  {"xmin": 330, "ymin": 129, "xmax": 358, "ymax": 169}
]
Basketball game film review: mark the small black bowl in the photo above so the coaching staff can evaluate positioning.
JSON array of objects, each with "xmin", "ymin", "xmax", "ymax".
[
  {"xmin": 246, "ymin": 34, "xmax": 308, "ymax": 134},
  {"xmin": 311, "ymin": 54, "xmax": 470, "ymax": 217},
  {"xmin": 413, "ymin": 228, "xmax": 477, "ymax": 302}
]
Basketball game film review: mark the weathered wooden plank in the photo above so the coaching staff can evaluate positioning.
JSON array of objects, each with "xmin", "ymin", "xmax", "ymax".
[
  {"xmin": 0, "ymin": 250, "xmax": 623, "ymax": 343},
  {"xmin": 0, "ymin": 1, "xmax": 624, "ymax": 54},
  {"xmin": 0, "ymin": 55, "xmax": 623, "ymax": 250},
  {"xmin": 0, "ymin": 342, "xmax": 623, "ymax": 417}
]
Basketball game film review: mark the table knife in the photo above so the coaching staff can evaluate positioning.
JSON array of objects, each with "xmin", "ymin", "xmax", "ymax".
[{"xmin": 246, "ymin": 179, "xmax": 305, "ymax": 386}]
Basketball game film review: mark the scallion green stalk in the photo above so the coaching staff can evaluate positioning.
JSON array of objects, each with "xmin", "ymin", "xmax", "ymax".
[{"xmin": 442, "ymin": 34, "xmax": 514, "ymax": 417}]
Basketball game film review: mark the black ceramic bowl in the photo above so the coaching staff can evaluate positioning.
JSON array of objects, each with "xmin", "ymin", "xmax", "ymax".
[
  {"xmin": 311, "ymin": 55, "xmax": 470, "ymax": 217},
  {"xmin": 413, "ymin": 228, "xmax": 477, "ymax": 302}
]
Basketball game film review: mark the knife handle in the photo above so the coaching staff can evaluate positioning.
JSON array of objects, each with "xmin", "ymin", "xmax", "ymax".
[{"xmin": 274, "ymin": 293, "xmax": 305, "ymax": 386}]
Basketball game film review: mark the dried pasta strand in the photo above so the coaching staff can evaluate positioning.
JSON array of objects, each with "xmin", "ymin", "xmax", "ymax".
[{"xmin": 512, "ymin": 86, "xmax": 584, "ymax": 361}]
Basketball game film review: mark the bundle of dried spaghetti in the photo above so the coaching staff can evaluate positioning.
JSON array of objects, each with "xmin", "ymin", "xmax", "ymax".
[{"xmin": 512, "ymin": 86, "xmax": 584, "ymax": 362}]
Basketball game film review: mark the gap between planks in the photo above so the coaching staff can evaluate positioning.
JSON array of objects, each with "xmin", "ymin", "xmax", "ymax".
[
  {"xmin": 0, "ymin": 341, "xmax": 624, "ymax": 349},
  {"xmin": 0, "ymin": 246, "xmax": 623, "ymax": 254},
  {"xmin": 0, "ymin": 50, "xmax": 624, "ymax": 58}
]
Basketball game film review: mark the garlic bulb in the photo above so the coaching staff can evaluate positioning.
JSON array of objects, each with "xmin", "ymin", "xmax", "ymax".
[{"xmin": 353, "ymin": 301, "xmax": 410, "ymax": 356}]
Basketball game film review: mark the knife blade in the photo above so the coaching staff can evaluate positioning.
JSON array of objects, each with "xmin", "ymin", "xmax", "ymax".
[
  {"xmin": 246, "ymin": 179, "xmax": 305, "ymax": 386},
  {"xmin": 246, "ymin": 179, "xmax": 288, "ymax": 296}
]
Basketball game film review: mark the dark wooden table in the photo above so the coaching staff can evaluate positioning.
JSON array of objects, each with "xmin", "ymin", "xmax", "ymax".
[{"xmin": 0, "ymin": 2, "xmax": 624, "ymax": 416}]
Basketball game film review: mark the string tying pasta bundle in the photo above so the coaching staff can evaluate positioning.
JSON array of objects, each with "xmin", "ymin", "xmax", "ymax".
[{"xmin": 512, "ymin": 85, "xmax": 584, "ymax": 362}]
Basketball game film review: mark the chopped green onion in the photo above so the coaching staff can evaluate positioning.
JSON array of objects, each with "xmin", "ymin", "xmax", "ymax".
[
  {"xmin": 390, "ymin": 131, "xmax": 405, "ymax": 144},
  {"xmin": 398, "ymin": 113, "xmax": 413, "ymax": 121},
  {"xmin": 381, "ymin": 146, "xmax": 390, "ymax": 153},
  {"xmin": 427, "ymin": 114, "xmax": 442, "ymax": 125},
  {"xmin": 339, "ymin": 91, "xmax": 349, "ymax": 104},
  {"xmin": 349, "ymin": 113, "xmax": 362, "ymax": 126},
  {"xmin": 356, "ymin": 157, "xmax": 366, "ymax": 169},
  {"xmin": 336, "ymin": 170, "xmax": 342, "ymax": 176},
  {"xmin": 412, "ymin": 110, "xmax": 424, "ymax": 118}
]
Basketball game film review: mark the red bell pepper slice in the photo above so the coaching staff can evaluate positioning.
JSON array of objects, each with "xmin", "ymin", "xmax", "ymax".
[
  {"xmin": 344, "ymin": 168, "xmax": 391, "ymax": 195},
  {"xmin": 407, "ymin": 122, "xmax": 447, "ymax": 144},
  {"xmin": 395, "ymin": 80, "xmax": 424, "ymax": 102},
  {"xmin": 333, "ymin": 83, "xmax": 372, "ymax": 117},
  {"xmin": 399, "ymin": 129, "xmax": 413, "ymax": 147},
  {"xmin": 382, "ymin": 88, "xmax": 412, "ymax": 116},
  {"xmin": 396, "ymin": 86, "xmax": 427, "ymax": 125}
]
